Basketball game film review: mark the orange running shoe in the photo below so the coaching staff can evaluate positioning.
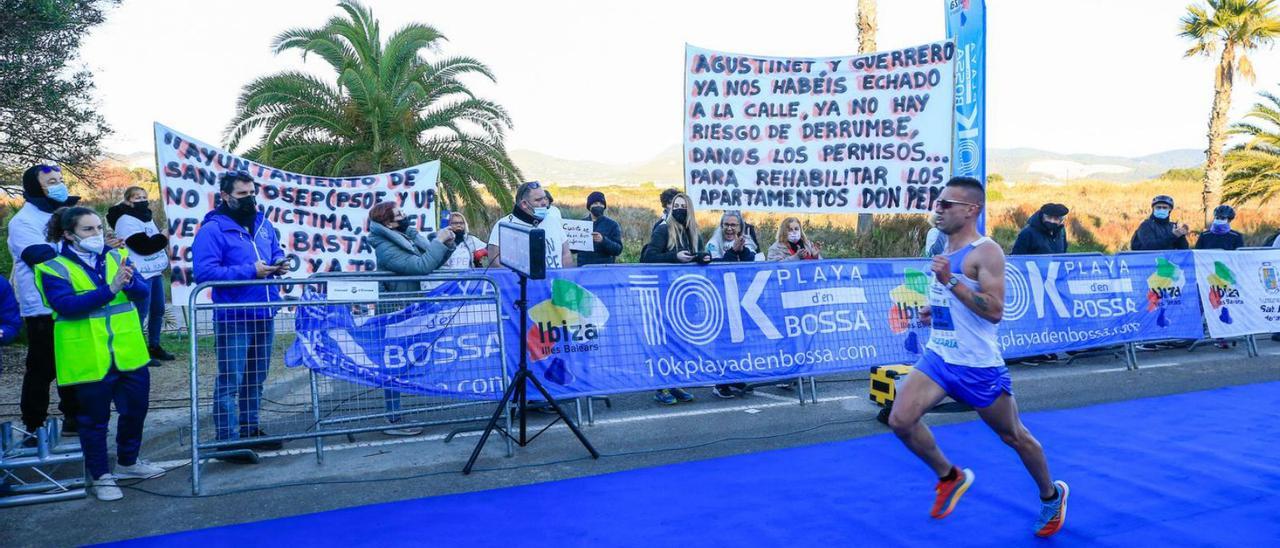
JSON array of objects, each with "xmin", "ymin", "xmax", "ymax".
[
  {"xmin": 930, "ymin": 467, "xmax": 975, "ymax": 519},
  {"xmin": 1034, "ymin": 480, "xmax": 1070, "ymax": 537}
]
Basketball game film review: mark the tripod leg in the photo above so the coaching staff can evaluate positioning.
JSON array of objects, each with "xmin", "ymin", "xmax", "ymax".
[
  {"xmin": 525, "ymin": 374, "xmax": 600, "ymax": 459},
  {"xmin": 463, "ymin": 370, "xmax": 526, "ymax": 474}
]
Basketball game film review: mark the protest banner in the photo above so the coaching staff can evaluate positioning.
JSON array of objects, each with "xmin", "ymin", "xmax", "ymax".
[
  {"xmin": 154, "ymin": 123, "xmax": 439, "ymax": 304},
  {"xmin": 683, "ymin": 41, "xmax": 955, "ymax": 214}
]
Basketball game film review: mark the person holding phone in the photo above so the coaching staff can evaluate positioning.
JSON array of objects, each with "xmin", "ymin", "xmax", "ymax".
[
  {"xmin": 192, "ymin": 170, "xmax": 287, "ymax": 461},
  {"xmin": 35, "ymin": 207, "xmax": 162, "ymax": 500},
  {"xmin": 641, "ymin": 192, "xmax": 707, "ymax": 405},
  {"xmin": 1130, "ymin": 195, "xmax": 1190, "ymax": 251}
]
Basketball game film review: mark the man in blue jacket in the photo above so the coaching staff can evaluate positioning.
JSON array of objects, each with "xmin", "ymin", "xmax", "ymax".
[
  {"xmin": 192, "ymin": 171, "xmax": 286, "ymax": 459},
  {"xmin": 575, "ymin": 191, "xmax": 623, "ymax": 265}
]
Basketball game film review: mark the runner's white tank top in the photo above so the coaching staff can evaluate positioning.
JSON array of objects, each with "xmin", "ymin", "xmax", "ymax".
[{"xmin": 925, "ymin": 236, "xmax": 1004, "ymax": 367}]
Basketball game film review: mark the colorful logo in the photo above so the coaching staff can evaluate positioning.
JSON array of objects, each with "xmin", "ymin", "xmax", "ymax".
[
  {"xmin": 889, "ymin": 268, "xmax": 930, "ymax": 353},
  {"xmin": 1206, "ymin": 261, "xmax": 1240, "ymax": 324},
  {"xmin": 526, "ymin": 279, "xmax": 609, "ymax": 385},
  {"xmin": 1261, "ymin": 262, "xmax": 1280, "ymax": 295},
  {"xmin": 1145, "ymin": 257, "xmax": 1186, "ymax": 327}
]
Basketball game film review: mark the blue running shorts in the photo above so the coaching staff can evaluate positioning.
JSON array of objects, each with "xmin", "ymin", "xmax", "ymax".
[{"xmin": 912, "ymin": 350, "xmax": 1013, "ymax": 408}]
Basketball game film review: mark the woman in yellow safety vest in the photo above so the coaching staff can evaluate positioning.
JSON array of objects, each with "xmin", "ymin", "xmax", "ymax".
[{"xmin": 33, "ymin": 207, "xmax": 164, "ymax": 501}]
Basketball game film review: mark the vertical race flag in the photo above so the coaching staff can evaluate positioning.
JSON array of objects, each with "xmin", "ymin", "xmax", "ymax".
[{"xmin": 946, "ymin": 0, "xmax": 986, "ymax": 231}]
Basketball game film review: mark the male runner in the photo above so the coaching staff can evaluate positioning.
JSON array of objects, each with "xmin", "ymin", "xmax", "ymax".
[{"xmin": 888, "ymin": 176, "xmax": 1069, "ymax": 537}]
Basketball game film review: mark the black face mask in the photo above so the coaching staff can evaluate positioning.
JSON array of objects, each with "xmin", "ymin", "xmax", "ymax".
[
  {"xmin": 452, "ymin": 228, "xmax": 466, "ymax": 239},
  {"xmin": 392, "ymin": 219, "xmax": 411, "ymax": 233},
  {"xmin": 671, "ymin": 209, "xmax": 688, "ymax": 225},
  {"xmin": 234, "ymin": 195, "xmax": 257, "ymax": 213},
  {"xmin": 130, "ymin": 200, "xmax": 153, "ymax": 221},
  {"xmin": 590, "ymin": 205, "xmax": 606, "ymax": 217}
]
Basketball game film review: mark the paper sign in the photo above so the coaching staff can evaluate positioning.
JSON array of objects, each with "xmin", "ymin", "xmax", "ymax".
[
  {"xmin": 326, "ymin": 280, "xmax": 380, "ymax": 303},
  {"xmin": 563, "ymin": 219, "xmax": 595, "ymax": 252},
  {"xmin": 132, "ymin": 250, "xmax": 169, "ymax": 279}
]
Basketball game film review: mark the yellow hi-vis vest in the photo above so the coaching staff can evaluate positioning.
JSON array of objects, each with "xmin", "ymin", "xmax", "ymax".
[{"xmin": 33, "ymin": 249, "xmax": 150, "ymax": 386}]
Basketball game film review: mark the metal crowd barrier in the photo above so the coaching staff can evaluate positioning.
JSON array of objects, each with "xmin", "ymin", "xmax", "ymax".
[
  {"xmin": 186, "ymin": 272, "xmax": 508, "ymax": 495},
  {"xmin": 0, "ymin": 418, "xmax": 87, "ymax": 507}
]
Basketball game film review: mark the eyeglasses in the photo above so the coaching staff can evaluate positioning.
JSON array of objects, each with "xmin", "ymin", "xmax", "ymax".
[
  {"xmin": 223, "ymin": 169, "xmax": 253, "ymax": 179},
  {"xmin": 934, "ymin": 199, "xmax": 980, "ymax": 210},
  {"xmin": 520, "ymin": 181, "xmax": 541, "ymax": 191},
  {"xmin": 38, "ymin": 165, "xmax": 61, "ymax": 174}
]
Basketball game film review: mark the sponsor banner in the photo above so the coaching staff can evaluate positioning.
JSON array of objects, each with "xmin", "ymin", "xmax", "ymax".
[
  {"xmin": 285, "ymin": 252, "xmax": 1203, "ymax": 400},
  {"xmin": 284, "ymin": 280, "xmax": 504, "ymax": 400},
  {"xmin": 154, "ymin": 123, "xmax": 439, "ymax": 304},
  {"xmin": 947, "ymin": 0, "xmax": 987, "ymax": 230},
  {"xmin": 1194, "ymin": 249, "xmax": 1280, "ymax": 337},
  {"xmin": 683, "ymin": 42, "xmax": 955, "ymax": 214}
]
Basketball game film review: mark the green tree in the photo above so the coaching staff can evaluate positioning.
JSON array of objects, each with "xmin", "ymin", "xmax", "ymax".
[
  {"xmin": 1180, "ymin": 0, "xmax": 1280, "ymax": 223},
  {"xmin": 226, "ymin": 0, "xmax": 521, "ymax": 220},
  {"xmin": 1222, "ymin": 90, "xmax": 1280, "ymax": 204},
  {"xmin": 0, "ymin": 0, "xmax": 116, "ymax": 187}
]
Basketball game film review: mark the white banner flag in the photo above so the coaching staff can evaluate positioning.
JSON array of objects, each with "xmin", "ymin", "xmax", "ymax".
[
  {"xmin": 154, "ymin": 123, "xmax": 439, "ymax": 304},
  {"xmin": 683, "ymin": 41, "xmax": 955, "ymax": 214},
  {"xmin": 1193, "ymin": 249, "xmax": 1280, "ymax": 337}
]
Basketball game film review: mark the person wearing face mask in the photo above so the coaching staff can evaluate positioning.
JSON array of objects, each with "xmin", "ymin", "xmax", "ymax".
[
  {"xmin": 108, "ymin": 187, "xmax": 175, "ymax": 363},
  {"xmin": 367, "ymin": 201, "xmax": 455, "ymax": 293},
  {"xmin": 9, "ymin": 163, "xmax": 82, "ymax": 443},
  {"xmin": 1012, "ymin": 203, "xmax": 1070, "ymax": 255},
  {"xmin": 574, "ymin": 192, "xmax": 623, "ymax": 266},
  {"xmin": 441, "ymin": 212, "xmax": 488, "ymax": 269},
  {"xmin": 768, "ymin": 217, "xmax": 823, "ymax": 261},
  {"xmin": 486, "ymin": 181, "xmax": 573, "ymax": 269},
  {"xmin": 192, "ymin": 170, "xmax": 288, "ymax": 460},
  {"xmin": 365, "ymin": 201, "xmax": 454, "ymax": 436},
  {"xmin": 35, "ymin": 207, "xmax": 161, "ymax": 501},
  {"xmin": 640, "ymin": 192, "xmax": 704, "ymax": 405},
  {"xmin": 1130, "ymin": 195, "xmax": 1190, "ymax": 251},
  {"xmin": 1195, "ymin": 205, "xmax": 1244, "ymax": 251}
]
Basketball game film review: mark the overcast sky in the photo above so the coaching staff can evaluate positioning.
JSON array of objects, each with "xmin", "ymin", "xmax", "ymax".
[{"xmin": 79, "ymin": 0, "xmax": 1280, "ymax": 164}]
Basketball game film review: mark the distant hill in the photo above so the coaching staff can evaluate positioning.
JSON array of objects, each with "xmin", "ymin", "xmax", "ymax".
[{"xmin": 112, "ymin": 146, "xmax": 1207, "ymax": 186}]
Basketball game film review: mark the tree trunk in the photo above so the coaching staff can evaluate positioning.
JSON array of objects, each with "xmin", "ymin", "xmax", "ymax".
[
  {"xmin": 856, "ymin": 0, "xmax": 877, "ymax": 234},
  {"xmin": 1202, "ymin": 42, "xmax": 1235, "ymax": 226}
]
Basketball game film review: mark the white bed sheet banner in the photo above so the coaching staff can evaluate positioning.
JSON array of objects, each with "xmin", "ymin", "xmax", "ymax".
[
  {"xmin": 683, "ymin": 41, "xmax": 955, "ymax": 214},
  {"xmin": 1193, "ymin": 249, "xmax": 1280, "ymax": 337},
  {"xmin": 154, "ymin": 122, "xmax": 439, "ymax": 304}
]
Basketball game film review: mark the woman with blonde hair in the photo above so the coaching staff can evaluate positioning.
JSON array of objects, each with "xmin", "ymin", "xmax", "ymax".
[
  {"xmin": 768, "ymin": 217, "xmax": 822, "ymax": 261},
  {"xmin": 641, "ymin": 192, "xmax": 709, "ymax": 265},
  {"xmin": 641, "ymin": 192, "xmax": 707, "ymax": 405}
]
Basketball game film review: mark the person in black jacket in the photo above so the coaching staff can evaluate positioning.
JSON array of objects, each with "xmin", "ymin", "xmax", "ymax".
[
  {"xmin": 107, "ymin": 187, "xmax": 174, "ymax": 362},
  {"xmin": 641, "ymin": 192, "xmax": 705, "ymax": 405},
  {"xmin": 575, "ymin": 191, "xmax": 623, "ymax": 265},
  {"xmin": 1130, "ymin": 195, "xmax": 1190, "ymax": 251},
  {"xmin": 1195, "ymin": 205, "xmax": 1245, "ymax": 251},
  {"xmin": 1012, "ymin": 203, "xmax": 1069, "ymax": 255}
]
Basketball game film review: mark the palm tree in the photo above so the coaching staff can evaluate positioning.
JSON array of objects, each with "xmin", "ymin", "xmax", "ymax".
[
  {"xmin": 225, "ymin": 0, "xmax": 522, "ymax": 220},
  {"xmin": 1179, "ymin": 0, "xmax": 1280, "ymax": 224},
  {"xmin": 1221, "ymin": 90, "xmax": 1280, "ymax": 204},
  {"xmin": 856, "ymin": 0, "xmax": 877, "ymax": 234}
]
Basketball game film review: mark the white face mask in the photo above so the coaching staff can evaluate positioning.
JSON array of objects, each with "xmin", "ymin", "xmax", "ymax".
[
  {"xmin": 76, "ymin": 234, "xmax": 105, "ymax": 254},
  {"xmin": 788, "ymin": 231, "xmax": 802, "ymax": 243}
]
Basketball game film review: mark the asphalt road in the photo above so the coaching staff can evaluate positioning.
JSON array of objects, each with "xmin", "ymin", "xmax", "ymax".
[{"xmin": 4, "ymin": 340, "xmax": 1279, "ymax": 546}]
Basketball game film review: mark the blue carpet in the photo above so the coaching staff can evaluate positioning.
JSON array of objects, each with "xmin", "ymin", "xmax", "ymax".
[{"xmin": 116, "ymin": 382, "xmax": 1280, "ymax": 547}]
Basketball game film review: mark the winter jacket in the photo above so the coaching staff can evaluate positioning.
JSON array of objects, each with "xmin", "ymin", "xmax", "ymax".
[
  {"xmin": 0, "ymin": 276, "xmax": 23, "ymax": 344},
  {"xmin": 7, "ymin": 195, "xmax": 81, "ymax": 317},
  {"xmin": 715, "ymin": 243, "xmax": 756, "ymax": 262},
  {"xmin": 191, "ymin": 209, "xmax": 285, "ymax": 321},
  {"xmin": 1130, "ymin": 216, "xmax": 1190, "ymax": 251},
  {"xmin": 367, "ymin": 222, "xmax": 452, "ymax": 293},
  {"xmin": 39, "ymin": 243, "xmax": 149, "ymax": 319},
  {"xmin": 1195, "ymin": 230, "xmax": 1245, "ymax": 251},
  {"xmin": 575, "ymin": 215, "xmax": 623, "ymax": 266},
  {"xmin": 1011, "ymin": 212, "xmax": 1068, "ymax": 255},
  {"xmin": 767, "ymin": 241, "xmax": 821, "ymax": 261},
  {"xmin": 107, "ymin": 203, "xmax": 169, "ymax": 255},
  {"xmin": 641, "ymin": 221, "xmax": 699, "ymax": 263}
]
